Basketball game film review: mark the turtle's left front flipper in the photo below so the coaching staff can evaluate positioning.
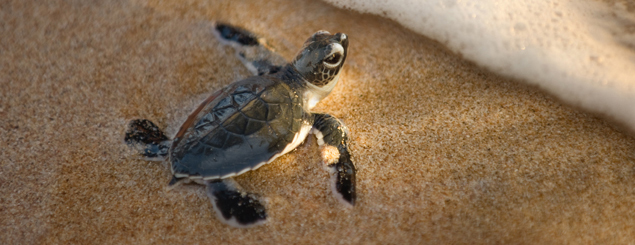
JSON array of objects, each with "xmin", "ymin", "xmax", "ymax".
[
  {"xmin": 213, "ymin": 22, "xmax": 287, "ymax": 76},
  {"xmin": 311, "ymin": 113, "xmax": 357, "ymax": 206}
]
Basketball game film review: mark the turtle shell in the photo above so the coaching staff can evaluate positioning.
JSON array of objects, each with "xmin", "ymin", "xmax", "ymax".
[{"xmin": 169, "ymin": 76, "xmax": 307, "ymax": 179}]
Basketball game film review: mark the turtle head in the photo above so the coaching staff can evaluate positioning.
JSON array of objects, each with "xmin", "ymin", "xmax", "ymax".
[{"xmin": 292, "ymin": 31, "xmax": 348, "ymax": 88}]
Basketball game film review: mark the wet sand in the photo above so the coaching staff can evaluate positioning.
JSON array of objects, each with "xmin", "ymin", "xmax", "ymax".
[{"xmin": 2, "ymin": 0, "xmax": 634, "ymax": 244}]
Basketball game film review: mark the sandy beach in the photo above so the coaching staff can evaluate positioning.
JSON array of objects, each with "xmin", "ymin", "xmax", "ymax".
[{"xmin": 2, "ymin": 0, "xmax": 635, "ymax": 243}]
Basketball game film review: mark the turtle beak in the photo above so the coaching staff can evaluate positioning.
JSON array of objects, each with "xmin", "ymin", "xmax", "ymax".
[{"xmin": 335, "ymin": 33, "xmax": 348, "ymax": 50}]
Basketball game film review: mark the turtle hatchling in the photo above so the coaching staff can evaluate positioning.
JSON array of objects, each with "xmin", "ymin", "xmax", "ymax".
[{"xmin": 125, "ymin": 23, "xmax": 357, "ymax": 227}]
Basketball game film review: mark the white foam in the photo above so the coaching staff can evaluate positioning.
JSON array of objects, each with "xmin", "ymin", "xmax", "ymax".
[{"xmin": 325, "ymin": 0, "xmax": 635, "ymax": 132}]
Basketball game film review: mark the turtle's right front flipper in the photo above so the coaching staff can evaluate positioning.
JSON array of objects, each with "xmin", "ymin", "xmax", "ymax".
[
  {"xmin": 125, "ymin": 119, "xmax": 170, "ymax": 159},
  {"xmin": 312, "ymin": 113, "xmax": 357, "ymax": 206},
  {"xmin": 206, "ymin": 178, "xmax": 267, "ymax": 228},
  {"xmin": 213, "ymin": 22, "xmax": 287, "ymax": 76}
]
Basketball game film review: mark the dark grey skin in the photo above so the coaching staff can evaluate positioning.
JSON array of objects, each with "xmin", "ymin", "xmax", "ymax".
[{"xmin": 125, "ymin": 23, "xmax": 356, "ymax": 228}]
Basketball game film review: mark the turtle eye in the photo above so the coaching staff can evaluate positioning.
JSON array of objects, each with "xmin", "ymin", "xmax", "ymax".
[{"xmin": 323, "ymin": 53, "xmax": 342, "ymax": 66}]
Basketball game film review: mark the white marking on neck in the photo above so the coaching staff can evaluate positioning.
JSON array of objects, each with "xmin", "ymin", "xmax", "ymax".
[{"xmin": 304, "ymin": 73, "xmax": 340, "ymax": 110}]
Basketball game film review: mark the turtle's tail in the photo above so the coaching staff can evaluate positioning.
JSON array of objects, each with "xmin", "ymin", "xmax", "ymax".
[{"xmin": 125, "ymin": 119, "xmax": 170, "ymax": 159}]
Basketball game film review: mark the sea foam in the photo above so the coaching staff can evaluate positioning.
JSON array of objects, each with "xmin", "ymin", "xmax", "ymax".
[{"xmin": 325, "ymin": 0, "xmax": 635, "ymax": 132}]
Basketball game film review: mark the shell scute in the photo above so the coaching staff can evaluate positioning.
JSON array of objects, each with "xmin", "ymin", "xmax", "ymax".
[
  {"xmin": 232, "ymin": 91, "xmax": 255, "ymax": 106},
  {"xmin": 205, "ymin": 128, "xmax": 228, "ymax": 148},
  {"xmin": 216, "ymin": 96, "xmax": 233, "ymax": 109},
  {"xmin": 245, "ymin": 120, "xmax": 266, "ymax": 135},
  {"xmin": 222, "ymin": 113, "xmax": 249, "ymax": 135},
  {"xmin": 260, "ymin": 88, "xmax": 288, "ymax": 104},
  {"xmin": 214, "ymin": 106, "xmax": 237, "ymax": 120},
  {"xmin": 195, "ymin": 113, "xmax": 217, "ymax": 130},
  {"xmin": 224, "ymin": 133, "xmax": 244, "ymax": 148},
  {"xmin": 241, "ymin": 99, "xmax": 268, "ymax": 121},
  {"xmin": 266, "ymin": 103, "xmax": 282, "ymax": 122}
]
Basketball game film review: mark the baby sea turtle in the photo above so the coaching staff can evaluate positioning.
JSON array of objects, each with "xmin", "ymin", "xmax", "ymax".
[{"xmin": 125, "ymin": 23, "xmax": 356, "ymax": 228}]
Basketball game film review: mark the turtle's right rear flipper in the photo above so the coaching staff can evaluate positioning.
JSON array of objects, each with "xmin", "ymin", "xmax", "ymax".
[
  {"xmin": 213, "ymin": 22, "xmax": 287, "ymax": 76},
  {"xmin": 125, "ymin": 119, "xmax": 170, "ymax": 159},
  {"xmin": 206, "ymin": 179, "xmax": 267, "ymax": 228}
]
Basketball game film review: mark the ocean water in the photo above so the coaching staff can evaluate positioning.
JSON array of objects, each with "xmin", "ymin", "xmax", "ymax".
[{"xmin": 325, "ymin": 0, "xmax": 635, "ymax": 132}]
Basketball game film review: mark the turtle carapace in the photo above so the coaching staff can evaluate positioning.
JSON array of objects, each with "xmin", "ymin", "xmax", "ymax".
[{"xmin": 125, "ymin": 23, "xmax": 356, "ymax": 228}]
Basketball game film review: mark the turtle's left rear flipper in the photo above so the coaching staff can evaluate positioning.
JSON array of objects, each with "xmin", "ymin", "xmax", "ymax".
[
  {"xmin": 312, "ymin": 113, "xmax": 357, "ymax": 206},
  {"xmin": 213, "ymin": 22, "xmax": 287, "ymax": 76},
  {"xmin": 206, "ymin": 179, "xmax": 267, "ymax": 228},
  {"xmin": 125, "ymin": 119, "xmax": 170, "ymax": 159}
]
